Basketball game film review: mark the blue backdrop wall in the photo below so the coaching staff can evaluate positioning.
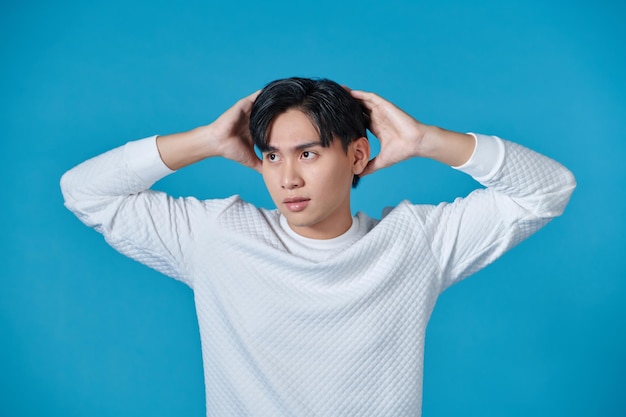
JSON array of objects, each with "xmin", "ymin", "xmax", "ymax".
[{"xmin": 1, "ymin": 0, "xmax": 624, "ymax": 416}]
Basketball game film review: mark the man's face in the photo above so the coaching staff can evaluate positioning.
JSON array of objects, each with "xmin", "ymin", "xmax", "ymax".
[{"xmin": 262, "ymin": 109, "xmax": 364, "ymax": 239}]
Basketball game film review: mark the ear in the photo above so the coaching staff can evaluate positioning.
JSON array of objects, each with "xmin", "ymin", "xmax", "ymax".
[{"xmin": 350, "ymin": 136, "xmax": 370, "ymax": 176}]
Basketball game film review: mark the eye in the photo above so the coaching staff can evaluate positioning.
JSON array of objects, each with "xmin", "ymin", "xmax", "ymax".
[
  {"xmin": 301, "ymin": 151, "xmax": 316, "ymax": 160},
  {"xmin": 266, "ymin": 153, "xmax": 280, "ymax": 162}
]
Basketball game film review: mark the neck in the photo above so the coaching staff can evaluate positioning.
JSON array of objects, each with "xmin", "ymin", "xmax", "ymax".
[{"xmin": 287, "ymin": 214, "xmax": 354, "ymax": 240}]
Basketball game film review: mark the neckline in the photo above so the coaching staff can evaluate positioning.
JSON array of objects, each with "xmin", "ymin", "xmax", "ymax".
[{"xmin": 279, "ymin": 215, "xmax": 361, "ymax": 250}]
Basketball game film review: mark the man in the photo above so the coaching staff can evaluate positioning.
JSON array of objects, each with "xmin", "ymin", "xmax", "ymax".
[{"xmin": 61, "ymin": 77, "xmax": 576, "ymax": 416}]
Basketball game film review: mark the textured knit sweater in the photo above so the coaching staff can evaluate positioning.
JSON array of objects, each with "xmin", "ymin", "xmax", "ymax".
[{"xmin": 61, "ymin": 134, "xmax": 575, "ymax": 416}]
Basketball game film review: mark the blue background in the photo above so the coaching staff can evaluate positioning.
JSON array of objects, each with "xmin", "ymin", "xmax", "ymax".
[{"xmin": 2, "ymin": 0, "xmax": 624, "ymax": 415}]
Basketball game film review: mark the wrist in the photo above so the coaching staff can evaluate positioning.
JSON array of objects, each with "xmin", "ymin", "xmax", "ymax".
[
  {"xmin": 416, "ymin": 126, "xmax": 476, "ymax": 167},
  {"xmin": 156, "ymin": 125, "xmax": 218, "ymax": 170},
  {"xmin": 414, "ymin": 125, "xmax": 440, "ymax": 159},
  {"xmin": 193, "ymin": 124, "xmax": 222, "ymax": 159}
]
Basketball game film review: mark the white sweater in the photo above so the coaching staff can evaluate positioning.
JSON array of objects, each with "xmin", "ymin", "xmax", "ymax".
[{"xmin": 61, "ymin": 134, "xmax": 575, "ymax": 416}]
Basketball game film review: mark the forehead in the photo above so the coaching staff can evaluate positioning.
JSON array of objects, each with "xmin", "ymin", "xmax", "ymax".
[{"xmin": 267, "ymin": 109, "xmax": 320, "ymax": 147}]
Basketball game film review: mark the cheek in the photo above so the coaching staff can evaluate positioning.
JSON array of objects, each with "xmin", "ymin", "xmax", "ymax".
[
  {"xmin": 262, "ymin": 171, "xmax": 279, "ymax": 195},
  {"xmin": 262, "ymin": 165, "xmax": 278, "ymax": 183},
  {"xmin": 310, "ymin": 163, "xmax": 352, "ymax": 194}
]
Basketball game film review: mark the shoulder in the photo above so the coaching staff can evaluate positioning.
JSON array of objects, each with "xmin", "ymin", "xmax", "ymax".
[
  {"xmin": 357, "ymin": 200, "xmax": 435, "ymax": 237},
  {"xmin": 381, "ymin": 200, "xmax": 434, "ymax": 221},
  {"xmin": 159, "ymin": 194, "xmax": 277, "ymax": 233},
  {"xmin": 209, "ymin": 195, "xmax": 277, "ymax": 219},
  {"xmin": 209, "ymin": 195, "xmax": 282, "ymax": 237},
  {"xmin": 377, "ymin": 198, "xmax": 476, "ymax": 237}
]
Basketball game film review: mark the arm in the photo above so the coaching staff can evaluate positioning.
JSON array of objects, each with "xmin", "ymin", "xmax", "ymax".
[
  {"xmin": 155, "ymin": 91, "xmax": 261, "ymax": 171},
  {"xmin": 351, "ymin": 89, "xmax": 576, "ymax": 288},
  {"xmin": 350, "ymin": 89, "xmax": 575, "ymax": 213},
  {"xmin": 60, "ymin": 92, "xmax": 262, "ymax": 286}
]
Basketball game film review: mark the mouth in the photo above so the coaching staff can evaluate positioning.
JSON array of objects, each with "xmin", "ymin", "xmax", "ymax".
[{"xmin": 283, "ymin": 197, "xmax": 310, "ymax": 212}]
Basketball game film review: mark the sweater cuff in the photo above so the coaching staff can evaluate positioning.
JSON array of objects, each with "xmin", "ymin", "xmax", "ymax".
[
  {"xmin": 453, "ymin": 133, "xmax": 505, "ymax": 182},
  {"xmin": 123, "ymin": 135, "xmax": 176, "ymax": 186}
]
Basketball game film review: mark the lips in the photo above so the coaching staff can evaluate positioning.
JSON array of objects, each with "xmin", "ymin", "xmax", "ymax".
[{"xmin": 283, "ymin": 197, "xmax": 310, "ymax": 212}]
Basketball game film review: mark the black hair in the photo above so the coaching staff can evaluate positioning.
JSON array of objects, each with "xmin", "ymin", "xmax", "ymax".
[{"xmin": 249, "ymin": 77, "xmax": 370, "ymax": 187}]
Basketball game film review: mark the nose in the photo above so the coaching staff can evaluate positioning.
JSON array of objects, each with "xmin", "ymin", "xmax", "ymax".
[{"xmin": 281, "ymin": 161, "xmax": 304, "ymax": 190}]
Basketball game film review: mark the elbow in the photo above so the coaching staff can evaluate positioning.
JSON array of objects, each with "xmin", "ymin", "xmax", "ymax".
[
  {"xmin": 60, "ymin": 167, "xmax": 94, "ymax": 216},
  {"xmin": 543, "ymin": 167, "xmax": 577, "ymax": 218},
  {"xmin": 60, "ymin": 168, "xmax": 80, "ymax": 210},
  {"xmin": 515, "ymin": 166, "xmax": 577, "ymax": 220},
  {"xmin": 559, "ymin": 167, "xmax": 577, "ymax": 211},
  {"xmin": 60, "ymin": 169, "xmax": 73, "ymax": 205},
  {"xmin": 564, "ymin": 167, "xmax": 577, "ymax": 194},
  {"xmin": 59, "ymin": 168, "xmax": 106, "ymax": 231}
]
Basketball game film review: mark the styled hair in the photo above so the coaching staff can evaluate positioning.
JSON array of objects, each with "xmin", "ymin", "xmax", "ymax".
[{"xmin": 249, "ymin": 77, "xmax": 370, "ymax": 187}]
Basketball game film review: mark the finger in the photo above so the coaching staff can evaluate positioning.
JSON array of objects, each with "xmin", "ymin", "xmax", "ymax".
[
  {"xmin": 238, "ymin": 90, "xmax": 262, "ymax": 111},
  {"xmin": 247, "ymin": 89, "xmax": 262, "ymax": 101},
  {"xmin": 350, "ymin": 90, "xmax": 383, "ymax": 114},
  {"xmin": 349, "ymin": 89, "xmax": 369, "ymax": 101},
  {"xmin": 244, "ymin": 155, "xmax": 263, "ymax": 174},
  {"xmin": 349, "ymin": 89, "xmax": 379, "ymax": 104},
  {"xmin": 360, "ymin": 156, "xmax": 382, "ymax": 177}
]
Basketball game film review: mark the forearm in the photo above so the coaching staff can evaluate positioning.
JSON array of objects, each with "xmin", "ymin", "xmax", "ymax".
[
  {"xmin": 482, "ymin": 139, "xmax": 576, "ymax": 217},
  {"xmin": 424, "ymin": 136, "xmax": 575, "ymax": 289},
  {"xmin": 60, "ymin": 137, "xmax": 173, "ymax": 220},
  {"xmin": 420, "ymin": 128, "xmax": 576, "ymax": 218},
  {"xmin": 415, "ymin": 125, "xmax": 476, "ymax": 168},
  {"xmin": 156, "ymin": 124, "xmax": 218, "ymax": 170},
  {"xmin": 59, "ymin": 137, "xmax": 205, "ymax": 286}
]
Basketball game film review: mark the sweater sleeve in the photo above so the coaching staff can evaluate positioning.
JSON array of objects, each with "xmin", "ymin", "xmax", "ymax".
[
  {"xmin": 60, "ymin": 136, "xmax": 231, "ymax": 288},
  {"xmin": 412, "ymin": 134, "xmax": 576, "ymax": 291}
]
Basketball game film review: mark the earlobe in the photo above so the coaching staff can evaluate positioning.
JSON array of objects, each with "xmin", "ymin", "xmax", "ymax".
[{"xmin": 351, "ymin": 137, "xmax": 370, "ymax": 175}]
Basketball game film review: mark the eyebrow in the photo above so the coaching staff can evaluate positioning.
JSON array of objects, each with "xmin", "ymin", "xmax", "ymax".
[{"xmin": 264, "ymin": 141, "xmax": 323, "ymax": 153}]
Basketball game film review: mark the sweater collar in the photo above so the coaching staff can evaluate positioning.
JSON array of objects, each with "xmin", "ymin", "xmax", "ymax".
[{"xmin": 279, "ymin": 215, "xmax": 361, "ymax": 251}]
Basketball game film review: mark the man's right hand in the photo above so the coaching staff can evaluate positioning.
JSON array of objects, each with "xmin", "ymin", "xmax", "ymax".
[{"xmin": 156, "ymin": 91, "xmax": 262, "ymax": 172}]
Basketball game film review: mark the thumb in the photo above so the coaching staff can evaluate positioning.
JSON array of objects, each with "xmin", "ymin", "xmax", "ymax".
[
  {"xmin": 360, "ymin": 157, "xmax": 382, "ymax": 177},
  {"xmin": 243, "ymin": 154, "xmax": 263, "ymax": 174},
  {"xmin": 250, "ymin": 158, "xmax": 263, "ymax": 174}
]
